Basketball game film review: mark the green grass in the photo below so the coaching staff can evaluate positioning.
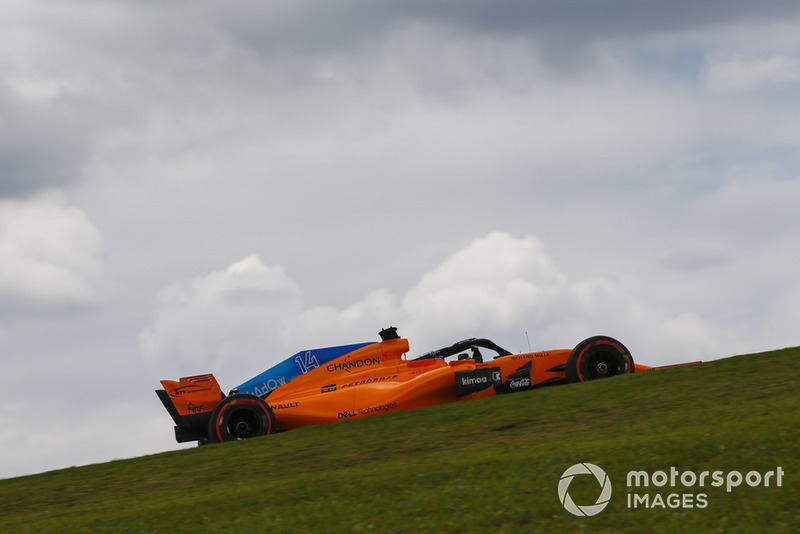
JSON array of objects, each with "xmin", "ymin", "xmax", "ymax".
[{"xmin": 1, "ymin": 347, "xmax": 797, "ymax": 533}]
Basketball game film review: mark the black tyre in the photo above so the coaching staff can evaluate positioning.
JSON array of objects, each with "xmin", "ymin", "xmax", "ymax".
[
  {"xmin": 565, "ymin": 336, "xmax": 634, "ymax": 383},
  {"xmin": 207, "ymin": 394, "xmax": 276, "ymax": 443}
]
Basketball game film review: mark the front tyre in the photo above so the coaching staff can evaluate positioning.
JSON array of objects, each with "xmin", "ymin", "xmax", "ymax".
[
  {"xmin": 207, "ymin": 394, "xmax": 276, "ymax": 443},
  {"xmin": 565, "ymin": 336, "xmax": 634, "ymax": 383}
]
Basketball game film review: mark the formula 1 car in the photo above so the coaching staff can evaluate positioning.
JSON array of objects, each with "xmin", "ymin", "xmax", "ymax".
[{"xmin": 156, "ymin": 327, "xmax": 693, "ymax": 444}]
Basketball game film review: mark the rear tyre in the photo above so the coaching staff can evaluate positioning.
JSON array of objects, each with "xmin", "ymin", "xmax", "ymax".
[
  {"xmin": 565, "ymin": 336, "xmax": 634, "ymax": 383},
  {"xmin": 207, "ymin": 394, "xmax": 276, "ymax": 443}
]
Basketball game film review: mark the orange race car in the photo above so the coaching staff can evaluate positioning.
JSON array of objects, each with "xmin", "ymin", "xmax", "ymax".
[{"xmin": 156, "ymin": 327, "xmax": 694, "ymax": 444}]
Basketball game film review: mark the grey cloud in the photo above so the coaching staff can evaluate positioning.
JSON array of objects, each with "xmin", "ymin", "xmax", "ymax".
[
  {"xmin": 657, "ymin": 248, "xmax": 733, "ymax": 272},
  {"xmin": 4, "ymin": 0, "xmax": 799, "ymax": 201},
  {"xmin": 2, "ymin": 0, "xmax": 800, "ymax": 480},
  {"xmin": 211, "ymin": 1, "xmax": 800, "ymax": 56},
  {"xmin": 0, "ymin": 92, "xmax": 90, "ymax": 197}
]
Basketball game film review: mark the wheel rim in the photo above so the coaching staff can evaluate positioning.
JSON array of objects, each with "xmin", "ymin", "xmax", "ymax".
[
  {"xmin": 227, "ymin": 410, "xmax": 259, "ymax": 439},
  {"xmin": 584, "ymin": 349, "xmax": 621, "ymax": 379}
]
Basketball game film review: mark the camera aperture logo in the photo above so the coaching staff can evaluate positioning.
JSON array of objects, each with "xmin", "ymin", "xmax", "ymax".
[{"xmin": 558, "ymin": 463, "xmax": 612, "ymax": 516}]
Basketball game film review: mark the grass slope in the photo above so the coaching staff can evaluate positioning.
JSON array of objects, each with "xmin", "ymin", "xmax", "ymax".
[{"xmin": 1, "ymin": 347, "xmax": 797, "ymax": 533}]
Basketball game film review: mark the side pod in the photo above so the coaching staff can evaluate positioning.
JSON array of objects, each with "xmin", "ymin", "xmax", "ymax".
[{"xmin": 156, "ymin": 374, "xmax": 223, "ymax": 443}]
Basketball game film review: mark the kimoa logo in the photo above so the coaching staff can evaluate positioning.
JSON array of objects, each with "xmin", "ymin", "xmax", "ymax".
[
  {"xmin": 461, "ymin": 376, "xmax": 488, "ymax": 385},
  {"xmin": 558, "ymin": 463, "xmax": 612, "ymax": 517}
]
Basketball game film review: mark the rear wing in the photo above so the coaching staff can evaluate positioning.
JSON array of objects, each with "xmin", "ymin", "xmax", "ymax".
[{"xmin": 156, "ymin": 374, "xmax": 224, "ymax": 443}]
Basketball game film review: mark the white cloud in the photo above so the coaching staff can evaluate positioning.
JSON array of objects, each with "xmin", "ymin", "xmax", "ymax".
[
  {"xmin": 139, "ymin": 255, "xmax": 301, "ymax": 382},
  {"xmin": 395, "ymin": 234, "xmax": 730, "ymax": 364},
  {"xmin": 702, "ymin": 54, "xmax": 800, "ymax": 93},
  {"xmin": 141, "ymin": 233, "xmax": 729, "ymax": 390},
  {"xmin": 0, "ymin": 399, "xmax": 181, "ymax": 478},
  {"xmin": 400, "ymin": 233, "xmax": 564, "ymax": 335},
  {"xmin": 0, "ymin": 190, "xmax": 106, "ymax": 308}
]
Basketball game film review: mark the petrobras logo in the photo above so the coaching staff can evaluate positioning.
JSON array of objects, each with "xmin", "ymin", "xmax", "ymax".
[{"xmin": 558, "ymin": 463, "xmax": 612, "ymax": 517}]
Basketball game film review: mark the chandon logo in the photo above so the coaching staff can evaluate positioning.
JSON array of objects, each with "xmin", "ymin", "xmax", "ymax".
[
  {"xmin": 558, "ymin": 463, "xmax": 612, "ymax": 517},
  {"xmin": 327, "ymin": 357, "xmax": 381, "ymax": 373}
]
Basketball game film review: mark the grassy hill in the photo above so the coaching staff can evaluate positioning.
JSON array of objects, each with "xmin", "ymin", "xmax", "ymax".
[{"xmin": 1, "ymin": 347, "xmax": 797, "ymax": 533}]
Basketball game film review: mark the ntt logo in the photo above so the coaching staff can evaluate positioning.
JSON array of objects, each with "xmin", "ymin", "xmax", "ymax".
[{"xmin": 558, "ymin": 463, "xmax": 612, "ymax": 516}]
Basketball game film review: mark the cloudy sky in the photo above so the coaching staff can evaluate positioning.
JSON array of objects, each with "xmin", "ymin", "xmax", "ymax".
[{"xmin": 2, "ymin": 0, "xmax": 799, "ymax": 479}]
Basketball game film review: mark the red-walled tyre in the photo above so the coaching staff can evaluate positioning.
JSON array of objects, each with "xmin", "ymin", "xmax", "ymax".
[
  {"xmin": 207, "ymin": 394, "xmax": 276, "ymax": 443},
  {"xmin": 565, "ymin": 336, "xmax": 634, "ymax": 383}
]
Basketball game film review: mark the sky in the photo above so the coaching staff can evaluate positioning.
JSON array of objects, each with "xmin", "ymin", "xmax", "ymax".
[{"xmin": 1, "ymin": 0, "xmax": 799, "ymax": 479}]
